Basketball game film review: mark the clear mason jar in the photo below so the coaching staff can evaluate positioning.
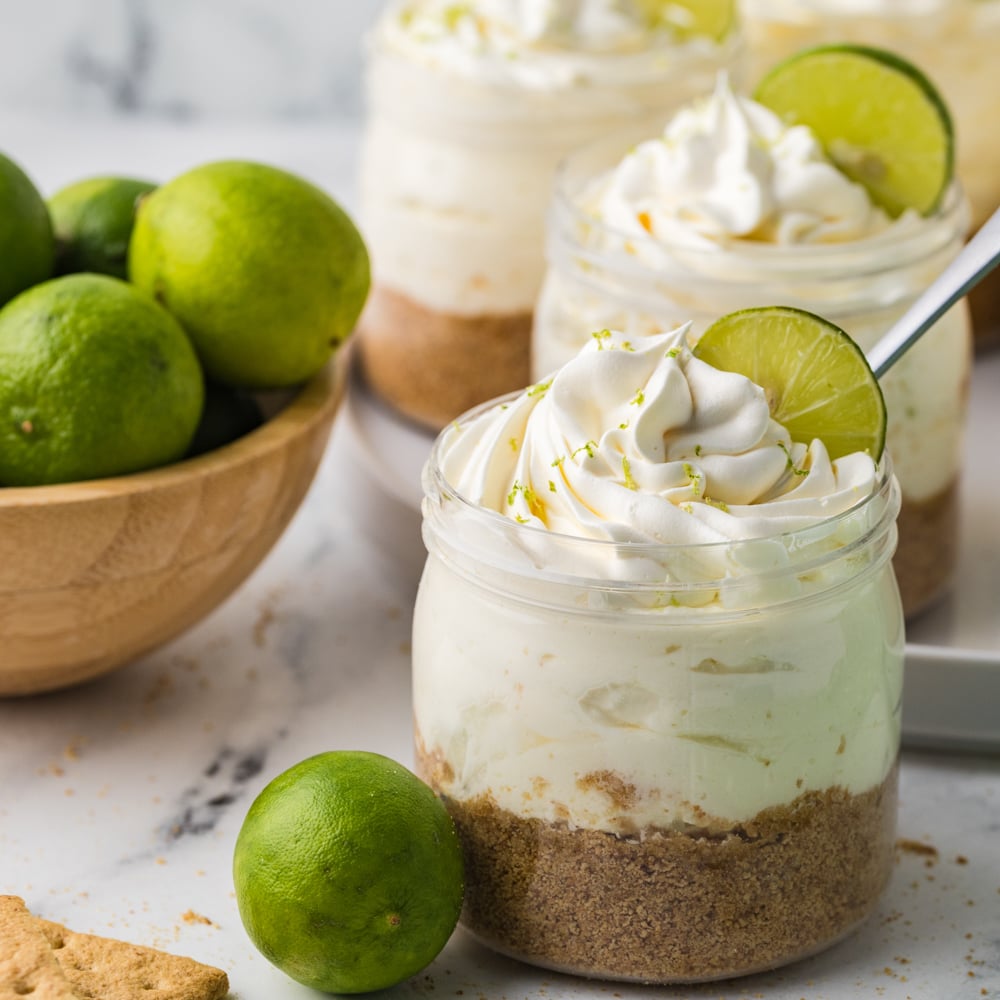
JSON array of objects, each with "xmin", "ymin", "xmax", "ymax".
[
  {"xmin": 741, "ymin": 0, "xmax": 1000, "ymax": 344},
  {"xmin": 414, "ymin": 426, "xmax": 903, "ymax": 983},
  {"xmin": 357, "ymin": 10, "xmax": 746, "ymax": 430},
  {"xmin": 533, "ymin": 135, "xmax": 972, "ymax": 618}
]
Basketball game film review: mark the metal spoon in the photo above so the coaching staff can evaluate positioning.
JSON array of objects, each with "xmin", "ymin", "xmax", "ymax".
[{"xmin": 867, "ymin": 205, "xmax": 1000, "ymax": 378}]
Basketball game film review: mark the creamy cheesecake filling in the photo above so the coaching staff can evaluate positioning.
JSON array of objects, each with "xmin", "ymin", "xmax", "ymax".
[{"xmin": 359, "ymin": 2, "xmax": 745, "ymax": 428}]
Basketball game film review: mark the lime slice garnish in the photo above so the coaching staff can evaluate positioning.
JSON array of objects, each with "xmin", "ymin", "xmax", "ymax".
[
  {"xmin": 639, "ymin": 0, "xmax": 737, "ymax": 42},
  {"xmin": 692, "ymin": 306, "xmax": 887, "ymax": 461},
  {"xmin": 754, "ymin": 44, "xmax": 954, "ymax": 218}
]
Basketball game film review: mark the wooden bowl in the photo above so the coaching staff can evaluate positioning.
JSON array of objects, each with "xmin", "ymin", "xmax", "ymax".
[{"xmin": 0, "ymin": 348, "xmax": 349, "ymax": 696}]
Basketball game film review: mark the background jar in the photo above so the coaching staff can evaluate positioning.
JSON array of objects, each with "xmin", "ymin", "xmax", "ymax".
[
  {"xmin": 741, "ymin": 0, "xmax": 1000, "ymax": 344},
  {"xmin": 357, "ymin": 14, "xmax": 745, "ymax": 430},
  {"xmin": 414, "ymin": 434, "xmax": 903, "ymax": 983},
  {"xmin": 533, "ymin": 135, "xmax": 972, "ymax": 618}
]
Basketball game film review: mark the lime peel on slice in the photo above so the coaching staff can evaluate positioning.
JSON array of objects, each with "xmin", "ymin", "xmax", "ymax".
[
  {"xmin": 692, "ymin": 306, "xmax": 887, "ymax": 462},
  {"xmin": 753, "ymin": 44, "xmax": 954, "ymax": 218}
]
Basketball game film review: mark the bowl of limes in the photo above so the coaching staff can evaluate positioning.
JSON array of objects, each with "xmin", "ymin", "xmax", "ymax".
[{"xmin": 0, "ymin": 153, "xmax": 369, "ymax": 695}]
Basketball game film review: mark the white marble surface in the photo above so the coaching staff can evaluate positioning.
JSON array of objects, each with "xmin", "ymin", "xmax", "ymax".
[
  {"xmin": 0, "ymin": 1, "xmax": 383, "ymax": 120},
  {"xmin": 0, "ymin": 115, "xmax": 999, "ymax": 1000}
]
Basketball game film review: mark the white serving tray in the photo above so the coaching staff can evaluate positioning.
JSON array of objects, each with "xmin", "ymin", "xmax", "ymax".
[
  {"xmin": 902, "ymin": 350, "xmax": 1000, "ymax": 751},
  {"xmin": 344, "ymin": 352, "xmax": 1000, "ymax": 752}
]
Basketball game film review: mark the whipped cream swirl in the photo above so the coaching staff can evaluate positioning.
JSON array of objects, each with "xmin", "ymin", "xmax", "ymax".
[
  {"xmin": 587, "ymin": 74, "xmax": 905, "ymax": 246},
  {"xmin": 381, "ymin": 0, "xmax": 732, "ymax": 88},
  {"xmin": 440, "ymin": 327, "xmax": 877, "ymax": 549}
]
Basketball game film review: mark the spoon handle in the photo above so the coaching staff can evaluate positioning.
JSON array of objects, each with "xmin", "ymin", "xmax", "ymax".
[{"xmin": 867, "ymin": 205, "xmax": 1000, "ymax": 378}]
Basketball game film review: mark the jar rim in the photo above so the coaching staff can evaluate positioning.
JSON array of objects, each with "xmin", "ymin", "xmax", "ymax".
[
  {"xmin": 422, "ymin": 390, "xmax": 901, "ymax": 603},
  {"xmin": 371, "ymin": 3, "xmax": 745, "ymax": 92}
]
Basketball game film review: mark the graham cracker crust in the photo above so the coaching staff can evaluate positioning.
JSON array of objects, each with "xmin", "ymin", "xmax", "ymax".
[
  {"xmin": 417, "ymin": 750, "xmax": 898, "ymax": 983},
  {"xmin": 895, "ymin": 481, "xmax": 959, "ymax": 619},
  {"xmin": 358, "ymin": 284, "xmax": 533, "ymax": 431}
]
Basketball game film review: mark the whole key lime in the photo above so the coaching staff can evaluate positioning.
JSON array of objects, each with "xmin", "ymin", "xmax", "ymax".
[
  {"xmin": 0, "ymin": 273, "xmax": 204, "ymax": 486},
  {"xmin": 48, "ymin": 175, "xmax": 157, "ymax": 279},
  {"xmin": 128, "ymin": 160, "xmax": 370, "ymax": 389},
  {"xmin": 232, "ymin": 751, "xmax": 465, "ymax": 994},
  {"xmin": 0, "ymin": 151, "xmax": 54, "ymax": 308}
]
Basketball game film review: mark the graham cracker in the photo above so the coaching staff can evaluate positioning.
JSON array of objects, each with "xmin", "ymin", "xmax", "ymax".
[
  {"xmin": 0, "ymin": 896, "xmax": 78, "ymax": 999},
  {"xmin": 0, "ymin": 896, "xmax": 229, "ymax": 1000},
  {"xmin": 36, "ymin": 919, "xmax": 229, "ymax": 1000}
]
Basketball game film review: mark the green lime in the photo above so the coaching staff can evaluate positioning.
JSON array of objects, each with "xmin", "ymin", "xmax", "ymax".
[
  {"xmin": 128, "ymin": 160, "xmax": 370, "ymax": 389},
  {"xmin": 692, "ymin": 306, "xmax": 886, "ymax": 461},
  {"xmin": 639, "ymin": 0, "xmax": 736, "ymax": 41},
  {"xmin": 754, "ymin": 44, "xmax": 954, "ymax": 218},
  {"xmin": 186, "ymin": 381, "xmax": 263, "ymax": 457},
  {"xmin": 0, "ymin": 152, "xmax": 55, "ymax": 308},
  {"xmin": 233, "ymin": 750, "xmax": 464, "ymax": 995},
  {"xmin": 0, "ymin": 274, "xmax": 204, "ymax": 486},
  {"xmin": 48, "ymin": 175, "xmax": 157, "ymax": 279}
]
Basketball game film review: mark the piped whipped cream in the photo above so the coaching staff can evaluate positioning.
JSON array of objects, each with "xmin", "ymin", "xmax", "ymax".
[
  {"xmin": 380, "ymin": 0, "xmax": 733, "ymax": 88},
  {"xmin": 442, "ymin": 326, "xmax": 877, "ymax": 548},
  {"xmin": 585, "ymin": 74, "xmax": 905, "ymax": 248}
]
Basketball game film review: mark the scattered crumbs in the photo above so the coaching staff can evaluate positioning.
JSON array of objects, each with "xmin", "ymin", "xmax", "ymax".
[
  {"xmin": 386, "ymin": 605, "xmax": 402, "ymax": 621},
  {"xmin": 253, "ymin": 600, "xmax": 278, "ymax": 648},
  {"xmin": 895, "ymin": 838, "xmax": 938, "ymax": 860},
  {"xmin": 144, "ymin": 672, "xmax": 174, "ymax": 705},
  {"xmin": 399, "ymin": 641, "xmax": 412, "ymax": 655},
  {"xmin": 155, "ymin": 857, "xmax": 167, "ymax": 866},
  {"xmin": 181, "ymin": 909, "xmax": 217, "ymax": 927},
  {"xmin": 64, "ymin": 741, "xmax": 82, "ymax": 761},
  {"xmin": 63, "ymin": 788, "xmax": 75, "ymax": 797},
  {"xmin": 967, "ymin": 899, "xmax": 976, "ymax": 907},
  {"xmin": 956, "ymin": 855, "xmax": 969, "ymax": 865}
]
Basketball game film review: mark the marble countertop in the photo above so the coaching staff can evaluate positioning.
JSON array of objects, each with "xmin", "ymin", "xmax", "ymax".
[{"xmin": 0, "ymin": 113, "xmax": 998, "ymax": 1000}]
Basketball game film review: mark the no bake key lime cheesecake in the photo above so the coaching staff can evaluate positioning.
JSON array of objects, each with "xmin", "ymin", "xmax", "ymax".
[
  {"xmin": 742, "ymin": 0, "xmax": 1000, "ymax": 342},
  {"xmin": 414, "ymin": 312, "xmax": 903, "ymax": 982},
  {"xmin": 533, "ymin": 47, "xmax": 971, "ymax": 616},
  {"xmin": 357, "ymin": 0, "xmax": 744, "ymax": 430}
]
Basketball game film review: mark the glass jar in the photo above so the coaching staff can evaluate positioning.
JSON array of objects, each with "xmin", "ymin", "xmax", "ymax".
[
  {"xmin": 414, "ymin": 427, "xmax": 903, "ymax": 983},
  {"xmin": 741, "ymin": 0, "xmax": 1000, "ymax": 344},
  {"xmin": 357, "ymin": 7, "xmax": 745, "ymax": 430},
  {"xmin": 533, "ymin": 135, "xmax": 972, "ymax": 617}
]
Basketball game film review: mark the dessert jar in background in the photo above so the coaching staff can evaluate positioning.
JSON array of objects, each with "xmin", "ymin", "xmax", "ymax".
[
  {"xmin": 741, "ymin": 0, "xmax": 1000, "ymax": 345},
  {"xmin": 533, "ymin": 97, "xmax": 971, "ymax": 618},
  {"xmin": 413, "ymin": 331, "xmax": 904, "ymax": 983},
  {"xmin": 357, "ymin": 0, "xmax": 744, "ymax": 430}
]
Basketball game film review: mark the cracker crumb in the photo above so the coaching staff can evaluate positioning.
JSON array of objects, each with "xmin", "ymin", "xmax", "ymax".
[
  {"xmin": 895, "ymin": 838, "xmax": 938, "ymax": 859},
  {"xmin": 181, "ymin": 910, "xmax": 217, "ymax": 928}
]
